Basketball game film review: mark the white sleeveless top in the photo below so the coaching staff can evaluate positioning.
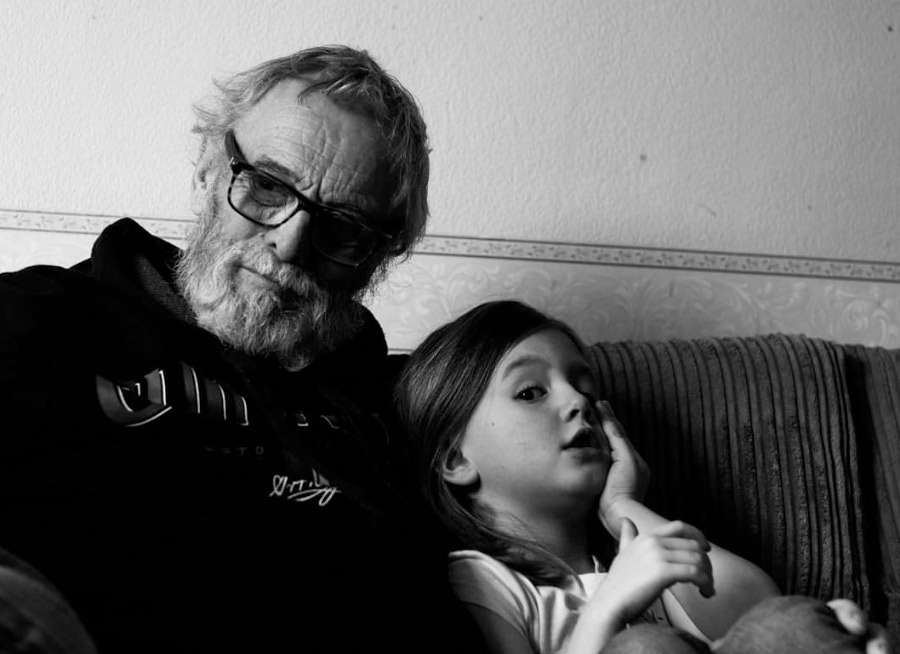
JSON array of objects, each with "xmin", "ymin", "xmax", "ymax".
[{"xmin": 449, "ymin": 549, "xmax": 672, "ymax": 654}]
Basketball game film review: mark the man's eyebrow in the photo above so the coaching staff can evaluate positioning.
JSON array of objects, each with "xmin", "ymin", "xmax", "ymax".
[
  {"xmin": 251, "ymin": 154, "xmax": 365, "ymax": 214},
  {"xmin": 253, "ymin": 155, "xmax": 300, "ymax": 185}
]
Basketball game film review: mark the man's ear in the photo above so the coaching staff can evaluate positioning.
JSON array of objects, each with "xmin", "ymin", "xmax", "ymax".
[
  {"xmin": 190, "ymin": 153, "xmax": 217, "ymax": 215},
  {"xmin": 441, "ymin": 447, "xmax": 479, "ymax": 487}
]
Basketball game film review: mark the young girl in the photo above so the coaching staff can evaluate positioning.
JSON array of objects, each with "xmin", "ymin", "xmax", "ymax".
[{"xmin": 394, "ymin": 299, "xmax": 882, "ymax": 654}]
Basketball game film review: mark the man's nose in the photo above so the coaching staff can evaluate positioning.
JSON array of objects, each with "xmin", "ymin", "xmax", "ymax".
[{"xmin": 263, "ymin": 212, "xmax": 313, "ymax": 265}]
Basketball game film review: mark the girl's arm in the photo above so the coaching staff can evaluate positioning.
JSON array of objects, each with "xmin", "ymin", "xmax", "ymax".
[
  {"xmin": 602, "ymin": 497, "xmax": 779, "ymax": 641},
  {"xmin": 595, "ymin": 402, "xmax": 779, "ymax": 641},
  {"xmin": 463, "ymin": 606, "xmax": 537, "ymax": 654}
]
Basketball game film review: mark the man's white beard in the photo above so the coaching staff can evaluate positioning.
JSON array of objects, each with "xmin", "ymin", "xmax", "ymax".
[{"xmin": 175, "ymin": 198, "xmax": 365, "ymax": 371}]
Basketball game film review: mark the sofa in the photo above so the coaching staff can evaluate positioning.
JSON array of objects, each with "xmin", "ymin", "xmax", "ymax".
[
  {"xmin": 588, "ymin": 333, "xmax": 900, "ymax": 645},
  {"xmin": 1, "ymin": 329, "xmax": 897, "ymax": 650}
]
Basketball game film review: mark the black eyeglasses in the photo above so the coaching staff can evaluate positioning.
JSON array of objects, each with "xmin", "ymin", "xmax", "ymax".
[{"xmin": 224, "ymin": 131, "xmax": 391, "ymax": 267}]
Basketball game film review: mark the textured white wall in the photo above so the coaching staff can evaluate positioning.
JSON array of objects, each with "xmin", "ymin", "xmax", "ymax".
[{"xmin": 1, "ymin": 0, "xmax": 899, "ymax": 261}]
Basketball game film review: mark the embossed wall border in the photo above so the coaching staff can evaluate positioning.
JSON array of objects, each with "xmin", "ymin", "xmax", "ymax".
[
  {"xmin": 416, "ymin": 237, "xmax": 900, "ymax": 283},
  {"xmin": 4, "ymin": 208, "xmax": 900, "ymax": 350},
  {"xmin": 3, "ymin": 208, "xmax": 900, "ymax": 283},
  {"xmin": 0, "ymin": 209, "xmax": 187, "ymax": 242}
]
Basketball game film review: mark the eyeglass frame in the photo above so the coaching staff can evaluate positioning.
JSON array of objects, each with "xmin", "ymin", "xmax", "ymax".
[{"xmin": 223, "ymin": 130, "xmax": 392, "ymax": 267}]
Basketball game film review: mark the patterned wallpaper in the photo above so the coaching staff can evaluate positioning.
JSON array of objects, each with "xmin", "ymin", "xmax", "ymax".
[{"xmin": 3, "ymin": 208, "xmax": 900, "ymax": 352}]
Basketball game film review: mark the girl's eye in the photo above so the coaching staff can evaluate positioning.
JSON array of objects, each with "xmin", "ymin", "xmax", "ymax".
[
  {"xmin": 574, "ymin": 373, "xmax": 599, "ymax": 403},
  {"xmin": 515, "ymin": 386, "xmax": 547, "ymax": 401},
  {"xmin": 578, "ymin": 387, "xmax": 598, "ymax": 403}
]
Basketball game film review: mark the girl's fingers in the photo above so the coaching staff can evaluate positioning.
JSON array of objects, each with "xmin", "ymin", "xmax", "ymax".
[
  {"xmin": 618, "ymin": 548, "xmax": 714, "ymax": 598},
  {"xmin": 645, "ymin": 521, "xmax": 711, "ymax": 551},
  {"xmin": 668, "ymin": 563, "xmax": 715, "ymax": 598},
  {"xmin": 660, "ymin": 545, "xmax": 713, "ymax": 571},
  {"xmin": 596, "ymin": 400, "xmax": 625, "ymax": 436},
  {"xmin": 650, "ymin": 549, "xmax": 715, "ymax": 598},
  {"xmin": 657, "ymin": 537, "xmax": 713, "ymax": 557},
  {"xmin": 596, "ymin": 401, "xmax": 634, "ymax": 456},
  {"xmin": 620, "ymin": 523, "xmax": 716, "ymax": 597}
]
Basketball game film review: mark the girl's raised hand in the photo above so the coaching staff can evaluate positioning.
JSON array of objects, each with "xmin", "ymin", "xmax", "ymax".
[
  {"xmin": 596, "ymin": 401, "xmax": 650, "ymax": 539},
  {"xmin": 591, "ymin": 517, "xmax": 715, "ymax": 627}
]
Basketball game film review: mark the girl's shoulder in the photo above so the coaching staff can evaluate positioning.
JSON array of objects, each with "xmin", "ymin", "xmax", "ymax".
[
  {"xmin": 449, "ymin": 550, "xmax": 535, "ymax": 591},
  {"xmin": 448, "ymin": 550, "xmax": 540, "ymax": 615},
  {"xmin": 448, "ymin": 550, "xmax": 540, "ymax": 644}
]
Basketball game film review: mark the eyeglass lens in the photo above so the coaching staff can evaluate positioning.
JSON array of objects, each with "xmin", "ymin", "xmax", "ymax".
[{"xmin": 229, "ymin": 168, "xmax": 378, "ymax": 265}]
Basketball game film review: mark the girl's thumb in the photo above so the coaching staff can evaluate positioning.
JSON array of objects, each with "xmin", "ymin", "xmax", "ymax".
[{"xmin": 618, "ymin": 517, "xmax": 637, "ymax": 550}]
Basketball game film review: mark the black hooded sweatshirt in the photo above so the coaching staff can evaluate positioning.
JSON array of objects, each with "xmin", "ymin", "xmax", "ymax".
[{"xmin": 0, "ymin": 218, "xmax": 483, "ymax": 653}]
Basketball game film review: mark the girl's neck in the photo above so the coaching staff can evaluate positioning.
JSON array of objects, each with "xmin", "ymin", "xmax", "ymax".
[{"xmin": 492, "ymin": 503, "xmax": 595, "ymax": 575}]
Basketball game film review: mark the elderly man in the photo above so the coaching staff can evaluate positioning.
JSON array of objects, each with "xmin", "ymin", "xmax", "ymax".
[{"xmin": 0, "ymin": 46, "xmax": 483, "ymax": 653}]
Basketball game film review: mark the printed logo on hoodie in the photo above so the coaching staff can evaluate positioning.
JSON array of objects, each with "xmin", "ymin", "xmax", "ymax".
[
  {"xmin": 95, "ymin": 361, "xmax": 344, "ymax": 506},
  {"xmin": 96, "ymin": 360, "xmax": 249, "ymax": 428}
]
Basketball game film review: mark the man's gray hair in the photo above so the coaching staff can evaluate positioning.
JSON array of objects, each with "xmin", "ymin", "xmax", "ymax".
[{"xmin": 192, "ymin": 45, "xmax": 430, "ymax": 258}]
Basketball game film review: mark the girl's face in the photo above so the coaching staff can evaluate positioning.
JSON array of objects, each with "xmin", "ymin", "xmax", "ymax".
[{"xmin": 448, "ymin": 328, "xmax": 612, "ymax": 521}]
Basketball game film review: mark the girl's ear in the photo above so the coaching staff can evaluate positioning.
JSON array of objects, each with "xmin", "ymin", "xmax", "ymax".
[{"xmin": 441, "ymin": 447, "xmax": 479, "ymax": 487}]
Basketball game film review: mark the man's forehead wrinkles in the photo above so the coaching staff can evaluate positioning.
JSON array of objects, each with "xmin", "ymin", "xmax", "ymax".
[
  {"xmin": 295, "ymin": 147, "xmax": 379, "ymax": 205},
  {"xmin": 234, "ymin": 79, "xmax": 394, "ymax": 220},
  {"xmin": 246, "ymin": 130, "xmax": 374, "ymax": 198}
]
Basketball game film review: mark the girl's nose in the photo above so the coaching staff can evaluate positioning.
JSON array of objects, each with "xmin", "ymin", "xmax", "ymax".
[{"xmin": 562, "ymin": 386, "xmax": 592, "ymax": 421}]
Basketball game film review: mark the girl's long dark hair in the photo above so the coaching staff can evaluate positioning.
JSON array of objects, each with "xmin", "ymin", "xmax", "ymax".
[{"xmin": 393, "ymin": 300, "xmax": 612, "ymax": 585}]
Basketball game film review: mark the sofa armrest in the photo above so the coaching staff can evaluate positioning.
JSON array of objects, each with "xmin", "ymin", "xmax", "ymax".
[{"xmin": 842, "ymin": 345, "xmax": 900, "ymax": 641}]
